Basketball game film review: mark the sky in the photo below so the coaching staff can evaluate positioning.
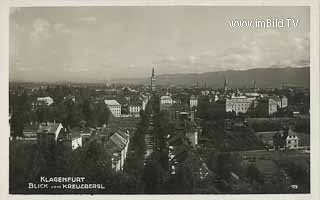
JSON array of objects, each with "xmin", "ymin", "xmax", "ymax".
[{"xmin": 9, "ymin": 6, "xmax": 310, "ymax": 82}]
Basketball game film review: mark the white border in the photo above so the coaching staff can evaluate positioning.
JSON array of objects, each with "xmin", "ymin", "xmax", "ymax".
[{"xmin": 0, "ymin": 1, "xmax": 319, "ymax": 200}]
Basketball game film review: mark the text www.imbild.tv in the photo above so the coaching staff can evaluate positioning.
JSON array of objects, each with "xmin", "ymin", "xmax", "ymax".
[{"xmin": 228, "ymin": 18, "xmax": 299, "ymax": 28}]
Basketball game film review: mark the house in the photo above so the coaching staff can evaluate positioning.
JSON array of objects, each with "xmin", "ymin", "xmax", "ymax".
[
  {"xmin": 64, "ymin": 131, "xmax": 82, "ymax": 150},
  {"xmin": 105, "ymin": 130, "xmax": 130, "ymax": 171},
  {"xmin": 69, "ymin": 127, "xmax": 95, "ymax": 146},
  {"xmin": 104, "ymin": 99, "xmax": 121, "ymax": 117},
  {"xmin": 286, "ymin": 128, "xmax": 299, "ymax": 149},
  {"xmin": 37, "ymin": 96, "xmax": 54, "ymax": 106},
  {"xmin": 189, "ymin": 95, "xmax": 198, "ymax": 109},
  {"xmin": 37, "ymin": 122, "xmax": 63, "ymax": 142},
  {"xmin": 280, "ymin": 95, "xmax": 288, "ymax": 108}
]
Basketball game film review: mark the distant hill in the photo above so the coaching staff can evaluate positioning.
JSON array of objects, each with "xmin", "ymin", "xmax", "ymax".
[{"xmin": 113, "ymin": 67, "xmax": 310, "ymax": 88}]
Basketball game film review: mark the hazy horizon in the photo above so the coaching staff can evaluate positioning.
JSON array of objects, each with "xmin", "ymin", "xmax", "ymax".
[{"xmin": 10, "ymin": 6, "xmax": 310, "ymax": 82}]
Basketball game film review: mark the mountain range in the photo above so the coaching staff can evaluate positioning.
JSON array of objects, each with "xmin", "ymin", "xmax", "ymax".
[{"xmin": 113, "ymin": 67, "xmax": 310, "ymax": 88}]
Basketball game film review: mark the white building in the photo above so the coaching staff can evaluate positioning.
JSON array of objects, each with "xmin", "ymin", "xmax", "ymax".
[
  {"xmin": 186, "ymin": 130, "xmax": 198, "ymax": 147},
  {"xmin": 70, "ymin": 133, "xmax": 82, "ymax": 150},
  {"xmin": 286, "ymin": 131, "xmax": 299, "ymax": 149},
  {"xmin": 160, "ymin": 95, "xmax": 173, "ymax": 111},
  {"xmin": 268, "ymin": 98, "xmax": 278, "ymax": 115},
  {"xmin": 141, "ymin": 95, "xmax": 150, "ymax": 111},
  {"xmin": 37, "ymin": 96, "xmax": 54, "ymax": 106},
  {"xmin": 280, "ymin": 95, "xmax": 288, "ymax": 108},
  {"xmin": 189, "ymin": 95, "xmax": 198, "ymax": 108},
  {"xmin": 225, "ymin": 96, "xmax": 256, "ymax": 115},
  {"xmin": 129, "ymin": 105, "xmax": 141, "ymax": 117},
  {"xmin": 160, "ymin": 95, "xmax": 173, "ymax": 104},
  {"xmin": 104, "ymin": 99, "xmax": 121, "ymax": 117}
]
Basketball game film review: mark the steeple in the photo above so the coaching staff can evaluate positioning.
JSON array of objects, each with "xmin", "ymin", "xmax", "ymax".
[
  {"xmin": 224, "ymin": 76, "xmax": 228, "ymax": 92},
  {"xmin": 151, "ymin": 67, "xmax": 156, "ymax": 92}
]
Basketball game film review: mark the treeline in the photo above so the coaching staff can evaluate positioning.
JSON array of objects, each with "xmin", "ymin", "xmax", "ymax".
[
  {"xmin": 9, "ymin": 139, "xmax": 139, "ymax": 194},
  {"xmin": 10, "ymin": 87, "xmax": 111, "ymax": 137}
]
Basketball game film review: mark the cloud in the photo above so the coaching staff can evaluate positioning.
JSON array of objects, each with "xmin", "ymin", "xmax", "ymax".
[
  {"xmin": 53, "ymin": 23, "xmax": 71, "ymax": 34},
  {"xmin": 30, "ymin": 18, "xmax": 52, "ymax": 40},
  {"xmin": 66, "ymin": 67, "xmax": 89, "ymax": 73},
  {"xmin": 213, "ymin": 30, "xmax": 310, "ymax": 69},
  {"xmin": 129, "ymin": 64, "xmax": 136, "ymax": 69},
  {"xmin": 78, "ymin": 16, "xmax": 97, "ymax": 24},
  {"xmin": 188, "ymin": 55, "xmax": 198, "ymax": 64},
  {"xmin": 152, "ymin": 29, "xmax": 309, "ymax": 74}
]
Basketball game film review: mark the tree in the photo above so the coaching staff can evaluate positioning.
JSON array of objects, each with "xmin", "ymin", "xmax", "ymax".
[
  {"xmin": 246, "ymin": 164, "xmax": 264, "ymax": 184},
  {"xmin": 142, "ymin": 153, "xmax": 167, "ymax": 194}
]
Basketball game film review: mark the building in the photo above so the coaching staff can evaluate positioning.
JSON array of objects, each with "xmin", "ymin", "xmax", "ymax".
[
  {"xmin": 129, "ymin": 104, "xmax": 141, "ymax": 117},
  {"xmin": 141, "ymin": 95, "xmax": 150, "ymax": 111},
  {"xmin": 37, "ymin": 122, "xmax": 63, "ymax": 142},
  {"xmin": 104, "ymin": 99, "xmax": 121, "ymax": 117},
  {"xmin": 106, "ymin": 130, "xmax": 130, "ymax": 171},
  {"xmin": 225, "ymin": 96, "xmax": 256, "ymax": 115},
  {"xmin": 37, "ymin": 96, "xmax": 54, "ymax": 106},
  {"xmin": 160, "ymin": 95, "xmax": 173, "ymax": 111},
  {"xmin": 189, "ymin": 95, "xmax": 198, "ymax": 109},
  {"xmin": 280, "ymin": 95, "xmax": 288, "ymax": 108},
  {"xmin": 270, "ymin": 95, "xmax": 288, "ymax": 109},
  {"xmin": 268, "ymin": 98, "xmax": 278, "ymax": 115},
  {"xmin": 254, "ymin": 97, "xmax": 278, "ymax": 116},
  {"xmin": 151, "ymin": 67, "xmax": 156, "ymax": 92},
  {"xmin": 69, "ymin": 127, "xmax": 95, "ymax": 147},
  {"xmin": 21, "ymin": 123, "xmax": 39, "ymax": 141},
  {"xmin": 186, "ymin": 125, "xmax": 199, "ymax": 147},
  {"xmin": 66, "ymin": 131, "xmax": 82, "ymax": 150},
  {"xmin": 286, "ymin": 129, "xmax": 299, "ymax": 149},
  {"xmin": 64, "ymin": 95, "xmax": 76, "ymax": 103}
]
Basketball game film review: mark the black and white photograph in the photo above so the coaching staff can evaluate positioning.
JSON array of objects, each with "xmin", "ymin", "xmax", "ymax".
[{"xmin": 4, "ymin": 3, "xmax": 319, "ymax": 198}]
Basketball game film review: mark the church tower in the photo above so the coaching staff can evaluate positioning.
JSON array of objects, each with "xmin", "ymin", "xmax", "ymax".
[
  {"xmin": 151, "ymin": 67, "xmax": 156, "ymax": 92},
  {"xmin": 224, "ymin": 76, "xmax": 228, "ymax": 92}
]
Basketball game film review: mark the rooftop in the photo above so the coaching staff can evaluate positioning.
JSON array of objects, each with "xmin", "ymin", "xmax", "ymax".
[
  {"xmin": 104, "ymin": 99, "xmax": 121, "ymax": 106},
  {"xmin": 37, "ymin": 122, "xmax": 62, "ymax": 134}
]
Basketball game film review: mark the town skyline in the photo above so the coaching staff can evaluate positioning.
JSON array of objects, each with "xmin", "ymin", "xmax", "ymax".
[{"xmin": 10, "ymin": 6, "xmax": 309, "ymax": 82}]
